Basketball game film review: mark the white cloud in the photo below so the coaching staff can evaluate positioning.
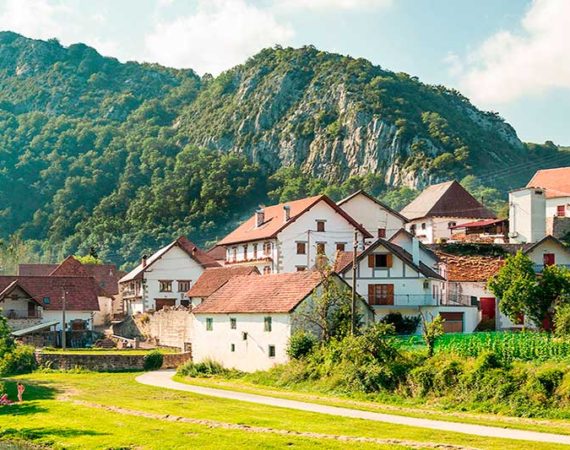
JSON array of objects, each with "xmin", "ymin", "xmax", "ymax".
[
  {"xmin": 144, "ymin": 0, "xmax": 294, "ymax": 74},
  {"xmin": 456, "ymin": 0, "xmax": 570, "ymax": 104},
  {"xmin": 279, "ymin": 0, "xmax": 392, "ymax": 11}
]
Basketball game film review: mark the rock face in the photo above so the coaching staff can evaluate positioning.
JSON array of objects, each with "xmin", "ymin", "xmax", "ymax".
[{"xmin": 177, "ymin": 46, "xmax": 527, "ymax": 189}]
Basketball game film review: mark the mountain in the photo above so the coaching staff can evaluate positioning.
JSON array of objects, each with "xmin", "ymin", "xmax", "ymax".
[{"xmin": 0, "ymin": 32, "xmax": 568, "ymax": 268}]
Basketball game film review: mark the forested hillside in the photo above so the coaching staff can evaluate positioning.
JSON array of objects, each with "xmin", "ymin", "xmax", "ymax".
[{"xmin": 0, "ymin": 32, "xmax": 568, "ymax": 269}]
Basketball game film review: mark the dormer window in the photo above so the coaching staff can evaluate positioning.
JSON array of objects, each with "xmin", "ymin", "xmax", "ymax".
[{"xmin": 316, "ymin": 220, "xmax": 325, "ymax": 232}]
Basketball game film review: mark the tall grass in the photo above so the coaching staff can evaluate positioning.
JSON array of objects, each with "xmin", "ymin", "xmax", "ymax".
[{"xmin": 434, "ymin": 332, "xmax": 570, "ymax": 363}]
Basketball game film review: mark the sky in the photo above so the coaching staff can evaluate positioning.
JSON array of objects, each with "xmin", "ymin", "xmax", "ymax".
[{"xmin": 0, "ymin": 0, "xmax": 568, "ymax": 145}]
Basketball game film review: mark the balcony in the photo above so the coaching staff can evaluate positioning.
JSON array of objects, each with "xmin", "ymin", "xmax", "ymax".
[
  {"xmin": 3, "ymin": 309, "xmax": 42, "ymax": 320},
  {"xmin": 368, "ymin": 294, "xmax": 439, "ymax": 307}
]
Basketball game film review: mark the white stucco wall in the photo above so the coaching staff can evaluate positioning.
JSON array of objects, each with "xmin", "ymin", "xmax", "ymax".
[
  {"xmin": 338, "ymin": 194, "xmax": 406, "ymax": 240},
  {"xmin": 43, "ymin": 310, "xmax": 94, "ymax": 331},
  {"xmin": 193, "ymin": 313, "xmax": 291, "ymax": 372},
  {"xmin": 224, "ymin": 238, "xmax": 277, "ymax": 274},
  {"xmin": 525, "ymin": 240, "xmax": 570, "ymax": 268},
  {"xmin": 545, "ymin": 197, "xmax": 570, "ymax": 219},
  {"xmin": 389, "ymin": 232, "xmax": 438, "ymax": 269},
  {"xmin": 509, "ymin": 188, "xmax": 546, "ymax": 243},
  {"xmin": 93, "ymin": 296, "xmax": 113, "ymax": 326}
]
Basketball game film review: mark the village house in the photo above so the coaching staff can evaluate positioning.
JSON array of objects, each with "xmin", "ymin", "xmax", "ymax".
[
  {"xmin": 337, "ymin": 190, "xmax": 408, "ymax": 240},
  {"xmin": 192, "ymin": 270, "xmax": 373, "ymax": 372},
  {"xmin": 509, "ymin": 167, "xmax": 570, "ymax": 243},
  {"xmin": 19, "ymin": 257, "xmax": 124, "ymax": 326},
  {"xmin": 448, "ymin": 218, "xmax": 509, "ymax": 243},
  {"xmin": 119, "ymin": 236, "xmax": 220, "ymax": 314},
  {"xmin": 217, "ymin": 195, "xmax": 372, "ymax": 274},
  {"xmin": 400, "ymin": 180, "xmax": 497, "ymax": 244}
]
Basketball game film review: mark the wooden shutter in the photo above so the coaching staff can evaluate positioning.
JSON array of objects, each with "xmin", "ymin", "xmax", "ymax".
[
  {"xmin": 368, "ymin": 255, "xmax": 375, "ymax": 268},
  {"xmin": 368, "ymin": 284, "xmax": 375, "ymax": 305},
  {"xmin": 386, "ymin": 284, "xmax": 394, "ymax": 305},
  {"xmin": 386, "ymin": 254, "xmax": 393, "ymax": 268}
]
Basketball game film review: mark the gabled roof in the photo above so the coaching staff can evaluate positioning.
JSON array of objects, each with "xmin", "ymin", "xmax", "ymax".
[
  {"xmin": 388, "ymin": 228, "xmax": 438, "ymax": 262},
  {"xmin": 187, "ymin": 266, "xmax": 260, "ymax": 298},
  {"xmin": 120, "ymin": 236, "xmax": 220, "ymax": 283},
  {"xmin": 527, "ymin": 167, "xmax": 570, "ymax": 199},
  {"xmin": 436, "ymin": 252, "xmax": 505, "ymax": 282},
  {"xmin": 50, "ymin": 256, "xmax": 90, "ymax": 277},
  {"xmin": 334, "ymin": 238, "xmax": 443, "ymax": 280},
  {"xmin": 400, "ymin": 180, "xmax": 496, "ymax": 221},
  {"xmin": 206, "ymin": 245, "xmax": 226, "ymax": 261},
  {"xmin": 193, "ymin": 271, "xmax": 325, "ymax": 314},
  {"xmin": 522, "ymin": 235, "xmax": 570, "ymax": 256},
  {"xmin": 0, "ymin": 280, "xmax": 42, "ymax": 306},
  {"xmin": 337, "ymin": 190, "xmax": 409, "ymax": 223},
  {"xmin": 18, "ymin": 264, "xmax": 57, "ymax": 276},
  {"xmin": 0, "ymin": 276, "xmax": 100, "ymax": 311},
  {"xmin": 218, "ymin": 195, "xmax": 372, "ymax": 246}
]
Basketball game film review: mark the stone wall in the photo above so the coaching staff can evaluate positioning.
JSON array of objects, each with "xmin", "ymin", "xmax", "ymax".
[
  {"xmin": 35, "ymin": 351, "xmax": 192, "ymax": 371},
  {"xmin": 148, "ymin": 308, "xmax": 193, "ymax": 350},
  {"xmin": 547, "ymin": 216, "xmax": 570, "ymax": 240}
]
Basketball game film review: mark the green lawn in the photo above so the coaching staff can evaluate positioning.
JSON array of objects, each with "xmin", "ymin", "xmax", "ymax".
[
  {"xmin": 175, "ymin": 375, "xmax": 570, "ymax": 436},
  {"xmin": 0, "ymin": 371, "xmax": 568, "ymax": 449}
]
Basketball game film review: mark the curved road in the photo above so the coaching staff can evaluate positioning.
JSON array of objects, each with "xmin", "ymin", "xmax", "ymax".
[{"xmin": 136, "ymin": 370, "xmax": 570, "ymax": 446}]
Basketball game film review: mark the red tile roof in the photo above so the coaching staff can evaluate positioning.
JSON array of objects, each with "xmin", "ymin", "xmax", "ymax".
[
  {"xmin": 0, "ymin": 276, "xmax": 100, "ymax": 311},
  {"xmin": 400, "ymin": 180, "xmax": 496, "ymax": 220},
  {"xmin": 187, "ymin": 266, "xmax": 260, "ymax": 298},
  {"xmin": 450, "ymin": 218, "xmax": 507, "ymax": 229},
  {"xmin": 18, "ymin": 264, "xmax": 57, "ymax": 276},
  {"xmin": 218, "ymin": 195, "xmax": 372, "ymax": 246},
  {"xmin": 120, "ymin": 236, "xmax": 220, "ymax": 283},
  {"xmin": 527, "ymin": 167, "xmax": 570, "ymax": 198},
  {"xmin": 193, "ymin": 270, "xmax": 325, "ymax": 314},
  {"xmin": 50, "ymin": 256, "xmax": 90, "ymax": 277},
  {"xmin": 436, "ymin": 252, "xmax": 505, "ymax": 282},
  {"xmin": 206, "ymin": 245, "xmax": 226, "ymax": 261}
]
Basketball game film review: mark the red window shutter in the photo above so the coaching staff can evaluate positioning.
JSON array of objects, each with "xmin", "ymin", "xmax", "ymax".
[
  {"xmin": 558, "ymin": 205, "xmax": 566, "ymax": 217},
  {"xmin": 368, "ymin": 284, "xmax": 376, "ymax": 305},
  {"xmin": 386, "ymin": 254, "xmax": 393, "ymax": 268},
  {"xmin": 368, "ymin": 255, "xmax": 375, "ymax": 268},
  {"xmin": 386, "ymin": 284, "xmax": 394, "ymax": 305}
]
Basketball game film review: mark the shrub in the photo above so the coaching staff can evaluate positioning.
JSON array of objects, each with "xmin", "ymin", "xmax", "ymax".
[
  {"xmin": 0, "ymin": 345, "xmax": 36, "ymax": 376},
  {"xmin": 143, "ymin": 350, "xmax": 163, "ymax": 371},
  {"xmin": 554, "ymin": 303, "xmax": 570, "ymax": 336},
  {"xmin": 287, "ymin": 331, "xmax": 317, "ymax": 359},
  {"xmin": 177, "ymin": 359, "xmax": 228, "ymax": 377},
  {"xmin": 380, "ymin": 313, "xmax": 420, "ymax": 335}
]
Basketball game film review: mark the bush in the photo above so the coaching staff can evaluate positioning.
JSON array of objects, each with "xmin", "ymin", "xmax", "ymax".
[
  {"xmin": 177, "ymin": 359, "xmax": 229, "ymax": 377},
  {"xmin": 287, "ymin": 331, "xmax": 317, "ymax": 359},
  {"xmin": 0, "ymin": 345, "xmax": 36, "ymax": 376},
  {"xmin": 380, "ymin": 313, "xmax": 420, "ymax": 335},
  {"xmin": 554, "ymin": 303, "xmax": 570, "ymax": 336},
  {"xmin": 143, "ymin": 350, "xmax": 163, "ymax": 371}
]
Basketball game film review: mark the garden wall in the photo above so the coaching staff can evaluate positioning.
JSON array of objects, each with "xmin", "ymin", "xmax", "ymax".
[{"xmin": 35, "ymin": 351, "xmax": 192, "ymax": 371}]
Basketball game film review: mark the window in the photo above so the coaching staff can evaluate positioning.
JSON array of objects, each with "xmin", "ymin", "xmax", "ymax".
[
  {"xmin": 368, "ymin": 254, "xmax": 392, "ymax": 268},
  {"xmin": 421, "ymin": 223, "xmax": 426, "ymax": 230},
  {"xmin": 230, "ymin": 343, "xmax": 235, "ymax": 352},
  {"xmin": 263, "ymin": 266, "xmax": 271, "ymax": 275},
  {"xmin": 206, "ymin": 318, "xmax": 213, "ymax": 331},
  {"xmin": 336, "ymin": 242, "xmax": 346, "ymax": 252},
  {"xmin": 368, "ymin": 284, "xmax": 394, "ymax": 305},
  {"xmin": 544, "ymin": 253, "xmax": 555, "ymax": 266},
  {"xmin": 410, "ymin": 224, "xmax": 416, "ymax": 235},
  {"xmin": 243, "ymin": 244, "xmax": 248, "ymax": 259},
  {"xmin": 557, "ymin": 205, "xmax": 566, "ymax": 217},
  {"xmin": 263, "ymin": 241, "xmax": 271, "ymax": 256},
  {"xmin": 242, "ymin": 331, "xmax": 248, "ymax": 340},
  {"xmin": 264, "ymin": 316, "xmax": 272, "ymax": 332},
  {"xmin": 296, "ymin": 265, "xmax": 307, "ymax": 272},
  {"xmin": 159, "ymin": 280, "xmax": 172, "ymax": 292},
  {"xmin": 43, "ymin": 296, "xmax": 50, "ymax": 305},
  {"xmin": 316, "ymin": 242, "xmax": 325, "ymax": 255},
  {"xmin": 316, "ymin": 220, "xmax": 325, "ymax": 232},
  {"xmin": 230, "ymin": 318, "xmax": 237, "ymax": 329},
  {"xmin": 448, "ymin": 221, "xmax": 456, "ymax": 229},
  {"xmin": 178, "ymin": 280, "xmax": 191, "ymax": 292},
  {"xmin": 232, "ymin": 247, "xmax": 237, "ymax": 262},
  {"xmin": 268, "ymin": 345, "xmax": 276, "ymax": 358},
  {"xmin": 377, "ymin": 228, "xmax": 386, "ymax": 238},
  {"xmin": 180, "ymin": 300, "xmax": 190, "ymax": 307},
  {"xmin": 296, "ymin": 242, "xmax": 306, "ymax": 254},
  {"xmin": 253, "ymin": 244, "xmax": 258, "ymax": 259}
]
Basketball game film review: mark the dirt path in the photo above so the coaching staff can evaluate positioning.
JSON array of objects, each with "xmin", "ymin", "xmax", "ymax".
[{"xmin": 136, "ymin": 370, "xmax": 570, "ymax": 446}]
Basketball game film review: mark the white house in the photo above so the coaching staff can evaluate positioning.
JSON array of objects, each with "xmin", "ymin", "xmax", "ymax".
[
  {"xmin": 119, "ymin": 236, "xmax": 220, "ymax": 314},
  {"xmin": 337, "ymin": 190, "xmax": 408, "ymax": 240},
  {"xmin": 521, "ymin": 235, "xmax": 570, "ymax": 272},
  {"xmin": 334, "ymin": 237, "xmax": 479, "ymax": 333},
  {"xmin": 509, "ymin": 167, "xmax": 570, "ymax": 243},
  {"xmin": 217, "ymin": 195, "xmax": 372, "ymax": 274},
  {"xmin": 192, "ymin": 270, "xmax": 373, "ymax": 372},
  {"xmin": 400, "ymin": 180, "xmax": 496, "ymax": 244}
]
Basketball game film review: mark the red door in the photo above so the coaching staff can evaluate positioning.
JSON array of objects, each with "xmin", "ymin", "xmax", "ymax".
[
  {"xmin": 480, "ymin": 297, "xmax": 496, "ymax": 320},
  {"xmin": 543, "ymin": 253, "xmax": 555, "ymax": 266}
]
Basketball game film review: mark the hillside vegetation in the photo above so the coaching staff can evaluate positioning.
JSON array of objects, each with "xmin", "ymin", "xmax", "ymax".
[{"xmin": 0, "ymin": 32, "xmax": 568, "ymax": 268}]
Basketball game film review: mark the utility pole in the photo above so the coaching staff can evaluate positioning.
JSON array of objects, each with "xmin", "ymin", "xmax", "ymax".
[
  {"xmin": 61, "ymin": 287, "xmax": 67, "ymax": 350},
  {"xmin": 351, "ymin": 229, "xmax": 358, "ymax": 335}
]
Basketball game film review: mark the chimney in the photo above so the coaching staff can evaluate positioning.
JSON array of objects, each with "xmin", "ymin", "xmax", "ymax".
[
  {"xmin": 412, "ymin": 237, "xmax": 420, "ymax": 266},
  {"xmin": 142, "ymin": 255, "xmax": 148, "ymax": 268},
  {"xmin": 255, "ymin": 208, "xmax": 265, "ymax": 228},
  {"xmin": 283, "ymin": 205, "xmax": 291, "ymax": 222}
]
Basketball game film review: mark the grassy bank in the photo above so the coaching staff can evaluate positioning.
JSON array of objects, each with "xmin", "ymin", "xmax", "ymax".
[{"xmin": 1, "ymin": 371, "xmax": 565, "ymax": 449}]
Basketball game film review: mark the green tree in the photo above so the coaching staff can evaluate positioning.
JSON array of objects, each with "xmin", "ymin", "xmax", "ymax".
[
  {"xmin": 74, "ymin": 254, "xmax": 103, "ymax": 265},
  {"xmin": 421, "ymin": 313, "xmax": 444, "ymax": 357}
]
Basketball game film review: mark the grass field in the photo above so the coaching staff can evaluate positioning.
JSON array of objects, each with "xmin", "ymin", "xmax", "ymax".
[{"xmin": 1, "ymin": 371, "xmax": 568, "ymax": 449}]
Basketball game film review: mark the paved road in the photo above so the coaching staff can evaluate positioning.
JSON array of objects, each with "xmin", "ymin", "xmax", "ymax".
[{"xmin": 136, "ymin": 370, "xmax": 570, "ymax": 446}]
